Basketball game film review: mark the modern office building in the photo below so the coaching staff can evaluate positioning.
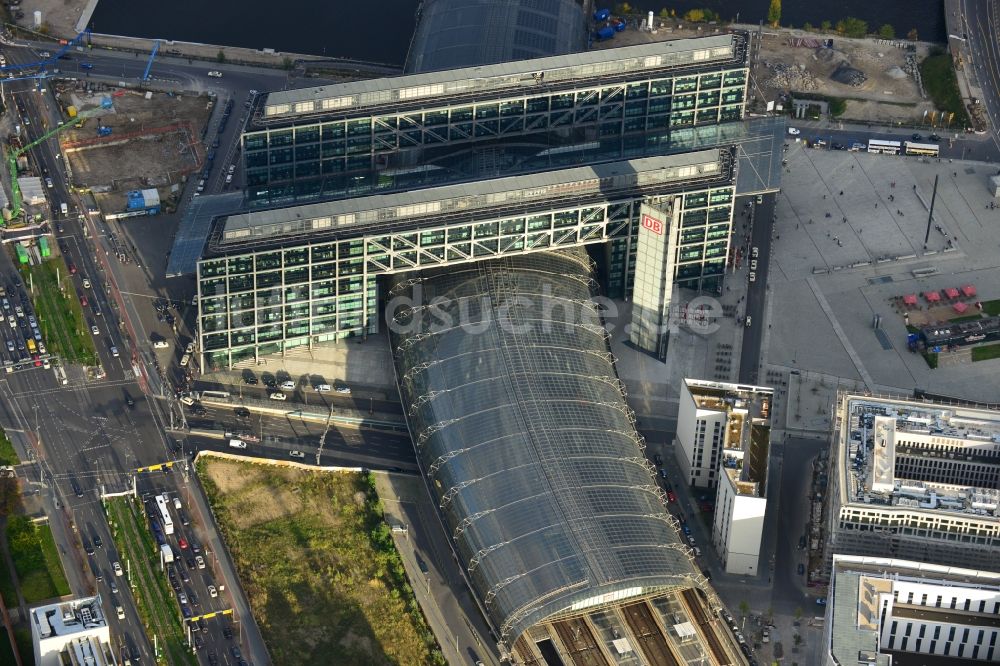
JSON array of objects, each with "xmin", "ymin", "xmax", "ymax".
[
  {"xmin": 823, "ymin": 555, "xmax": 1000, "ymax": 665},
  {"xmin": 242, "ymin": 37, "xmax": 748, "ymax": 207},
  {"xmin": 825, "ymin": 393, "xmax": 1000, "ymax": 573},
  {"xmin": 674, "ymin": 378, "xmax": 773, "ymax": 488},
  {"xmin": 29, "ymin": 596, "xmax": 115, "ymax": 666},
  {"xmin": 196, "ymin": 34, "xmax": 761, "ymax": 370}
]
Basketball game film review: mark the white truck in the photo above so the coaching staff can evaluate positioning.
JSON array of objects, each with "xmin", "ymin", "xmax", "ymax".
[{"xmin": 160, "ymin": 543, "xmax": 173, "ymax": 564}]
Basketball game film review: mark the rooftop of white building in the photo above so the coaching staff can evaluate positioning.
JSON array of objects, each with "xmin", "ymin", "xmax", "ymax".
[
  {"xmin": 30, "ymin": 596, "xmax": 106, "ymax": 639},
  {"xmin": 837, "ymin": 394, "xmax": 1000, "ymax": 518},
  {"xmin": 684, "ymin": 379, "xmax": 773, "ymax": 495},
  {"xmin": 828, "ymin": 555, "xmax": 1000, "ymax": 666}
]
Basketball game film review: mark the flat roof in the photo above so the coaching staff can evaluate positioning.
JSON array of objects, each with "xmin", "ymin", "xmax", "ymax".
[
  {"xmin": 212, "ymin": 149, "xmax": 729, "ymax": 250},
  {"xmin": 685, "ymin": 379, "xmax": 773, "ymax": 493},
  {"xmin": 828, "ymin": 556, "xmax": 1000, "ymax": 666},
  {"xmin": 838, "ymin": 394, "xmax": 1000, "ymax": 518},
  {"xmin": 30, "ymin": 596, "xmax": 106, "ymax": 639},
  {"xmin": 261, "ymin": 35, "xmax": 743, "ymax": 121}
]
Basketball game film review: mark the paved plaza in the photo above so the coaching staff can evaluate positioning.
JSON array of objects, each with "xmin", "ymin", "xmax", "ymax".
[{"xmin": 768, "ymin": 143, "xmax": 1000, "ymax": 405}]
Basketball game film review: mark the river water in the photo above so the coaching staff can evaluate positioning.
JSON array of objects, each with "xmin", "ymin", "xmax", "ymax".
[{"xmin": 87, "ymin": 0, "xmax": 945, "ymax": 67}]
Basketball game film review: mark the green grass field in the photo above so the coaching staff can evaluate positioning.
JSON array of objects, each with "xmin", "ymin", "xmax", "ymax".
[
  {"xmin": 972, "ymin": 344, "xmax": 1000, "ymax": 362},
  {"xmin": 106, "ymin": 497, "xmax": 196, "ymax": 666},
  {"xmin": 6, "ymin": 516, "xmax": 69, "ymax": 604},
  {"xmin": 982, "ymin": 299, "xmax": 1000, "ymax": 317},
  {"xmin": 0, "ymin": 429, "xmax": 18, "ymax": 467},
  {"xmin": 17, "ymin": 256, "xmax": 97, "ymax": 366},
  {"xmin": 199, "ymin": 459, "xmax": 444, "ymax": 666},
  {"xmin": 920, "ymin": 52, "xmax": 970, "ymax": 128},
  {"xmin": 949, "ymin": 314, "xmax": 983, "ymax": 324}
]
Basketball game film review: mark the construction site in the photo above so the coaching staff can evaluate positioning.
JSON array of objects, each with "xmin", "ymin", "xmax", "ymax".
[{"xmin": 53, "ymin": 82, "xmax": 212, "ymax": 215}]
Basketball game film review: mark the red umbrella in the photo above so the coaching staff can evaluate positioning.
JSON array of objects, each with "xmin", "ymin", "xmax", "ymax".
[
  {"xmin": 953, "ymin": 301, "xmax": 968, "ymax": 314},
  {"xmin": 962, "ymin": 284, "xmax": 977, "ymax": 298},
  {"xmin": 944, "ymin": 287, "xmax": 960, "ymax": 299},
  {"xmin": 902, "ymin": 294, "xmax": 918, "ymax": 306},
  {"xmin": 924, "ymin": 291, "xmax": 940, "ymax": 302}
]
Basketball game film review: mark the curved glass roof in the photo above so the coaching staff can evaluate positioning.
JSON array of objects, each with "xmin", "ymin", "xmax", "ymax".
[
  {"xmin": 405, "ymin": 0, "xmax": 586, "ymax": 74},
  {"xmin": 391, "ymin": 249, "xmax": 697, "ymax": 647}
]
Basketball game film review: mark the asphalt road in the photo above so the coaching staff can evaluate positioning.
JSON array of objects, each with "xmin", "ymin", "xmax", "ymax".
[
  {"xmin": 182, "ymin": 401, "xmax": 417, "ymax": 470},
  {"xmin": 738, "ymin": 192, "xmax": 774, "ymax": 385},
  {"xmin": 135, "ymin": 471, "xmax": 255, "ymax": 664},
  {"xmin": 960, "ymin": 0, "xmax": 1000, "ymax": 153}
]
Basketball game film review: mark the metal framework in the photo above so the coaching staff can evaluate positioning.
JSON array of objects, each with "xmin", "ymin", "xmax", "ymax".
[
  {"xmin": 391, "ymin": 249, "xmax": 703, "ymax": 652},
  {"xmin": 196, "ymin": 153, "xmax": 736, "ymax": 370}
]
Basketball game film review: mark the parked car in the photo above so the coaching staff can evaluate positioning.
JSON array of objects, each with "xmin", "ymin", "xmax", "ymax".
[
  {"xmin": 787, "ymin": 127, "xmax": 801, "ymax": 135},
  {"xmin": 207, "ymin": 70, "xmax": 223, "ymax": 78}
]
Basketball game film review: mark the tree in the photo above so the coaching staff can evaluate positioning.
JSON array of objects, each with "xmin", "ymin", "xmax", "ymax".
[
  {"xmin": 739, "ymin": 599, "xmax": 751, "ymax": 617},
  {"xmin": 659, "ymin": 8, "xmax": 670, "ymax": 19},
  {"xmin": 836, "ymin": 17, "xmax": 868, "ymax": 38},
  {"xmin": 767, "ymin": 0, "xmax": 781, "ymax": 27},
  {"xmin": 0, "ymin": 475, "xmax": 21, "ymax": 517},
  {"xmin": 794, "ymin": 633, "xmax": 803, "ymax": 646},
  {"xmin": 821, "ymin": 20, "xmax": 832, "ymax": 31},
  {"xmin": 878, "ymin": 24, "xmax": 895, "ymax": 39},
  {"xmin": 615, "ymin": 2, "xmax": 633, "ymax": 13},
  {"xmin": 216, "ymin": 50, "xmax": 226, "ymax": 64},
  {"xmin": 803, "ymin": 22, "xmax": 814, "ymax": 31},
  {"xmin": 282, "ymin": 57, "xmax": 294, "ymax": 70},
  {"xmin": 794, "ymin": 606, "xmax": 803, "ymax": 621},
  {"xmin": 684, "ymin": 8, "xmax": 705, "ymax": 22},
  {"xmin": 907, "ymin": 28, "xmax": 919, "ymax": 41}
]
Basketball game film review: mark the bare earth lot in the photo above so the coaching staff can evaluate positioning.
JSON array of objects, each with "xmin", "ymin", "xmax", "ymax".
[
  {"xmin": 198, "ymin": 458, "xmax": 440, "ymax": 666},
  {"xmin": 57, "ymin": 86, "xmax": 211, "ymax": 213}
]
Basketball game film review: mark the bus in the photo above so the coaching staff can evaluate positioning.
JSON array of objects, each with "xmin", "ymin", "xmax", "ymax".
[
  {"xmin": 867, "ymin": 139, "xmax": 902, "ymax": 155},
  {"xmin": 904, "ymin": 141, "xmax": 939, "ymax": 157},
  {"xmin": 198, "ymin": 390, "xmax": 231, "ymax": 401},
  {"xmin": 154, "ymin": 494, "xmax": 174, "ymax": 535}
]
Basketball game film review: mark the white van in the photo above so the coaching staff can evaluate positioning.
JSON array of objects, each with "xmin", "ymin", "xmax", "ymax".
[
  {"xmin": 172, "ymin": 497, "xmax": 182, "ymax": 510},
  {"xmin": 228, "ymin": 439, "xmax": 246, "ymax": 449}
]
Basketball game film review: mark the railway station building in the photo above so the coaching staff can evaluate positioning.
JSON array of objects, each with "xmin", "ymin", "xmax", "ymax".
[{"xmin": 184, "ymin": 2, "xmax": 783, "ymax": 659}]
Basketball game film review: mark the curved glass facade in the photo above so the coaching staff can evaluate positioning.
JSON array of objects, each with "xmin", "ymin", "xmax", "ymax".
[
  {"xmin": 405, "ymin": 0, "xmax": 586, "ymax": 74},
  {"xmin": 391, "ymin": 249, "xmax": 696, "ymax": 647}
]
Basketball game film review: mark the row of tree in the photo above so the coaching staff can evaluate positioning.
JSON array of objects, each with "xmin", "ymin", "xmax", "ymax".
[
  {"xmin": 767, "ymin": 0, "xmax": 918, "ymax": 40},
  {"xmin": 615, "ymin": 1, "xmax": 920, "ymax": 39}
]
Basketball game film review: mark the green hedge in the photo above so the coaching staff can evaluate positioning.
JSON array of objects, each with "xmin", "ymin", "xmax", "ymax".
[{"xmin": 6, "ymin": 517, "xmax": 69, "ymax": 604}]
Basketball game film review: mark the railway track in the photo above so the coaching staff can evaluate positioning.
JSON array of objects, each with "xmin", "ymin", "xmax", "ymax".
[
  {"xmin": 622, "ymin": 601, "xmax": 680, "ymax": 666},
  {"xmin": 552, "ymin": 618, "xmax": 610, "ymax": 666},
  {"xmin": 681, "ymin": 588, "xmax": 731, "ymax": 665}
]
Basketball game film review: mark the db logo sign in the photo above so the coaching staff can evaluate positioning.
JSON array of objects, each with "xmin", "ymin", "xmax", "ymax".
[{"xmin": 641, "ymin": 214, "xmax": 663, "ymax": 235}]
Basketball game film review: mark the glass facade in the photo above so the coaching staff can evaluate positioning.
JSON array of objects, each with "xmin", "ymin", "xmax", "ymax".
[
  {"xmin": 197, "ymin": 180, "xmax": 734, "ymax": 369},
  {"xmin": 197, "ymin": 245, "xmax": 377, "ymax": 371},
  {"xmin": 391, "ymin": 248, "xmax": 697, "ymax": 649},
  {"xmin": 244, "ymin": 67, "xmax": 748, "ymax": 206}
]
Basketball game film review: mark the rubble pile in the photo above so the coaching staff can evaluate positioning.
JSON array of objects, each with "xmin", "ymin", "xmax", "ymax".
[
  {"xmin": 830, "ymin": 62, "xmax": 868, "ymax": 87},
  {"xmin": 763, "ymin": 61, "xmax": 820, "ymax": 91}
]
